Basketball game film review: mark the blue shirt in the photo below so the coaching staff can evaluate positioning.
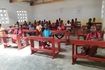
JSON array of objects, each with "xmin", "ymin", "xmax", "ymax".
[
  {"xmin": 42, "ymin": 29, "xmax": 51, "ymax": 37},
  {"xmin": 28, "ymin": 25, "xmax": 35, "ymax": 30}
]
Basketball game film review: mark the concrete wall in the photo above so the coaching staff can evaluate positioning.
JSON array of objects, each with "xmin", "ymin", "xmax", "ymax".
[
  {"xmin": 0, "ymin": 0, "xmax": 103, "ymax": 27},
  {"xmin": 32, "ymin": 0, "xmax": 102, "ymax": 25}
]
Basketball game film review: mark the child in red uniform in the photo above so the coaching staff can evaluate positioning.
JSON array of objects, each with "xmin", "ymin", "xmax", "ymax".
[
  {"xmin": 82, "ymin": 25, "xmax": 101, "ymax": 56},
  {"xmin": 86, "ymin": 25, "xmax": 101, "ymax": 40},
  {"xmin": 55, "ymin": 20, "xmax": 65, "ymax": 39},
  {"xmin": 12, "ymin": 24, "xmax": 22, "ymax": 43},
  {"xmin": 0, "ymin": 24, "xmax": 5, "ymax": 43}
]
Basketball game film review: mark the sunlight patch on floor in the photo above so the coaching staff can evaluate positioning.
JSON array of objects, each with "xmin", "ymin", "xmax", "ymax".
[{"xmin": 0, "ymin": 44, "xmax": 31, "ymax": 57}]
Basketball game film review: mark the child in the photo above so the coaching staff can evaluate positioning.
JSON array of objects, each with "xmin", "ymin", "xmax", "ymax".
[
  {"xmin": 41, "ymin": 24, "xmax": 52, "ymax": 48},
  {"xmin": 55, "ymin": 20, "xmax": 65, "ymax": 39},
  {"xmin": 82, "ymin": 25, "xmax": 101, "ymax": 56},
  {"xmin": 0, "ymin": 24, "xmax": 5, "ymax": 37},
  {"xmin": 0, "ymin": 24, "xmax": 5, "ymax": 43},
  {"xmin": 65, "ymin": 20, "xmax": 71, "ymax": 32},
  {"xmin": 12, "ymin": 24, "xmax": 22, "ymax": 43},
  {"xmin": 28, "ymin": 22, "xmax": 35, "ymax": 36},
  {"xmin": 36, "ymin": 23, "xmax": 42, "ymax": 36},
  {"xmin": 42, "ymin": 24, "xmax": 52, "ymax": 37}
]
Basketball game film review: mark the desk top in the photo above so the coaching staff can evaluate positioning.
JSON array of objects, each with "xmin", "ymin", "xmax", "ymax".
[
  {"xmin": 22, "ymin": 29, "xmax": 37, "ymax": 32},
  {"xmin": 70, "ymin": 40, "xmax": 105, "ymax": 48},
  {"xmin": 27, "ymin": 36, "xmax": 60, "ymax": 42}
]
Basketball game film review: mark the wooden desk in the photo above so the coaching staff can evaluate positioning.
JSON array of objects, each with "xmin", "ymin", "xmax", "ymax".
[
  {"xmin": 70, "ymin": 40, "xmax": 105, "ymax": 64},
  {"xmin": 1, "ymin": 34, "xmax": 28, "ymax": 49},
  {"xmin": 28, "ymin": 36, "xmax": 60, "ymax": 59}
]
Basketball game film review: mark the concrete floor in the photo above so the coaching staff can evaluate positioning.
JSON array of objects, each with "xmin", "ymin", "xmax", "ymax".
[{"xmin": 0, "ymin": 42, "xmax": 105, "ymax": 70}]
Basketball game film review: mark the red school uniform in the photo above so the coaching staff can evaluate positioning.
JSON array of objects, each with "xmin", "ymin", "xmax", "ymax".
[
  {"xmin": 83, "ymin": 31, "xmax": 101, "ymax": 56},
  {"xmin": 12, "ymin": 28, "xmax": 22, "ymax": 43},
  {"xmin": 86, "ymin": 32, "xmax": 101, "ymax": 40}
]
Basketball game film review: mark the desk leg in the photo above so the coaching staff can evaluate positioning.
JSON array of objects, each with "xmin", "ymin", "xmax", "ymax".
[
  {"xmin": 58, "ymin": 42, "xmax": 60, "ymax": 51},
  {"xmin": 17, "ymin": 36, "xmax": 22, "ymax": 49},
  {"xmin": 30, "ymin": 40, "xmax": 36, "ymax": 54},
  {"xmin": 72, "ymin": 44, "xmax": 77, "ymax": 64},
  {"xmin": 75, "ymin": 46, "xmax": 78, "ymax": 62},
  {"xmin": 65, "ymin": 33, "xmax": 70, "ymax": 44},
  {"xmin": 52, "ymin": 41, "xmax": 56, "ymax": 59},
  {"xmin": 2, "ymin": 37, "xmax": 8, "ymax": 48},
  {"xmin": 72, "ymin": 44, "xmax": 75, "ymax": 64}
]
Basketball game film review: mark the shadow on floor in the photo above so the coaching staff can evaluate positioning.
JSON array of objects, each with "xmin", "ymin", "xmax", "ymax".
[
  {"xmin": 6, "ymin": 46, "xmax": 18, "ymax": 49},
  {"xmin": 76, "ymin": 60, "xmax": 105, "ymax": 69},
  {"xmin": 60, "ymin": 48, "xmax": 67, "ymax": 52},
  {"xmin": 33, "ymin": 52, "xmax": 65, "ymax": 59}
]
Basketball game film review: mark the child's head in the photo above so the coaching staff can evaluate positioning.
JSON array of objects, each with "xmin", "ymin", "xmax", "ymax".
[
  {"xmin": 88, "ymin": 18, "xmax": 92, "ymax": 22},
  {"xmin": 67, "ymin": 20, "xmax": 70, "ymax": 24},
  {"xmin": 44, "ymin": 24, "xmax": 49, "ymax": 29},
  {"xmin": 90, "ymin": 25, "xmax": 96, "ymax": 32},
  {"xmin": 93, "ymin": 17, "xmax": 96, "ymax": 22}
]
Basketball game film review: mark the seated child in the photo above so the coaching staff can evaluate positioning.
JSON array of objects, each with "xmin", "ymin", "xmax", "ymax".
[
  {"xmin": 55, "ymin": 22, "xmax": 65, "ymax": 39},
  {"xmin": 12, "ymin": 24, "xmax": 22, "ymax": 43},
  {"xmin": 42, "ymin": 24, "xmax": 52, "ymax": 37},
  {"xmin": 0, "ymin": 24, "xmax": 5, "ymax": 37},
  {"xmin": 41, "ymin": 24, "xmax": 52, "ymax": 48},
  {"xmin": 28, "ymin": 22, "xmax": 35, "ymax": 36},
  {"xmin": 65, "ymin": 20, "xmax": 71, "ymax": 32},
  {"xmin": 0, "ymin": 24, "xmax": 5, "ymax": 43},
  {"xmin": 8, "ymin": 26, "xmax": 14, "ymax": 34},
  {"xmin": 36, "ymin": 23, "xmax": 42, "ymax": 36},
  {"xmin": 82, "ymin": 25, "xmax": 101, "ymax": 56}
]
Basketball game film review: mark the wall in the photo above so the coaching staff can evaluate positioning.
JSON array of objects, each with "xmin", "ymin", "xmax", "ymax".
[
  {"xmin": 0, "ymin": 0, "xmax": 103, "ymax": 27},
  {"xmin": 102, "ymin": 0, "xmax": 105, "ymax": 29},
  {"xmin": 32, "ymin": 0, "xmax": 102, "ymax": 25},
  {"xmin": 0, "ymin": 0, "xmax": 33, "ymax": 27}
]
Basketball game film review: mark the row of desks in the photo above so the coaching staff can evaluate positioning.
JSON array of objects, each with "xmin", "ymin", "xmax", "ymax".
[
  {"xmin": 1, "ymin": 29, "xmax": 105, "ymax": 64},
  {"xmin": 22, "ymin": 30, "xmax": 70, "ymax": 58},
  {"xmin": 0, "ymin": 30, "xmax": 70, "ymax": 58}
]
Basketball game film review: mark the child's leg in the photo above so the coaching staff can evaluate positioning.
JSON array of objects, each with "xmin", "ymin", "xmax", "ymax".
[{"xmin": 88, "ymin": 46, "xmax": 97, "ymax": 56}]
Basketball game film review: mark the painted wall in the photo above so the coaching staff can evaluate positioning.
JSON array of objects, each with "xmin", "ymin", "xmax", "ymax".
[
  {"xmin": 32, "ymin": 0, "xmax": 102, "ymax": 25},
  {"xmin": 0, "ymin": 0, "xmax": 33, "ymax": 27}
]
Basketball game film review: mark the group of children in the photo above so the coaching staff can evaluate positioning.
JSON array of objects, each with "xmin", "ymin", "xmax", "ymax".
[{"xmin": 0, "ymin": 17, "xmax": 103, "ymax": 56}]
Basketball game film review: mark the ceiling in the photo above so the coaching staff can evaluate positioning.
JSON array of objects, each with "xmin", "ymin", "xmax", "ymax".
[{"xmin": 9, "ymin": 0, "xmax": 63, "ymax": 6}]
